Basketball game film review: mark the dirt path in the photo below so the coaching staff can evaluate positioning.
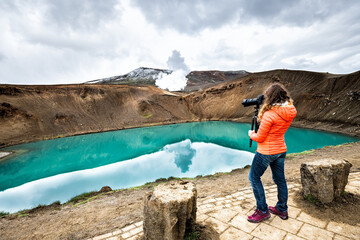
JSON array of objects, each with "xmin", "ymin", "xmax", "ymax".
[{"xmin": 0, "ymin": 141, "xmax": 359, "ymax": 240}]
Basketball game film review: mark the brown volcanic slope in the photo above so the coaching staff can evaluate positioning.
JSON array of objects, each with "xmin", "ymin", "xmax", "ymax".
[
  {"xmin": 0, "ymin": 85, "xmax": 192, "ymax": 147},
  {"xmin": 0, "ymin": 69, "xmax": 359, "ymax": 147},
  {"xmin": 184, "ymin": 69, "xmax": 360, "ymax": 134},
  {"xmin": 184, "ymin": 70, "xmax": 249, "ymax": 92}
]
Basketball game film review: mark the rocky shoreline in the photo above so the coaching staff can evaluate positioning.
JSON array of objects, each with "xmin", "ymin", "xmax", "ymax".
[{"xmin": 0, "ymin": 118, "xmax": 358, "ymax": 150}]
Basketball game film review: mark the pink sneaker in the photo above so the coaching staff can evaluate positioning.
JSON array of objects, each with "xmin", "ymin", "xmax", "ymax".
[
  {"xmin": 247, "ymin": 209, "xmax": 271, "ymax": 223},
  {"xmin": 269, "ymin": 206, "xmax": 288, "ymax": 220}
]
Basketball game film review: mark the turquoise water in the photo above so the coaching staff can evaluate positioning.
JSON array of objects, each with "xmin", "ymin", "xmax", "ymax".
[{"xmin": 0, "ymin": 121, "xmax": 358, "ymax": 212}]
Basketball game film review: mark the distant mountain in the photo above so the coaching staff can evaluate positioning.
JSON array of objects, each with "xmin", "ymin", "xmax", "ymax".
[
  {"xmin": 86, "ymin": 67, "xmax": 250, "ymax": 92},
  {"xmin": 86, "ymin": 67, "xmax": 173, "ymax": 86},
  {"xmin": 184, "ymin": 70, "xmax": 249, "ymax": 92}
]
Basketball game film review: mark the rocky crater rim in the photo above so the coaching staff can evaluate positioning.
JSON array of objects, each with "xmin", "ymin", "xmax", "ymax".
[
  {"xmin": 303, "ymin": 158, "xmax": 350, "ymax": 166},
  {"xmin": 153, "ymin": 181, "xmax": 196, "ymax": 202},
  {"xmin": 1, "ymin": 69, "xmax": 359, "ymax": 147}
]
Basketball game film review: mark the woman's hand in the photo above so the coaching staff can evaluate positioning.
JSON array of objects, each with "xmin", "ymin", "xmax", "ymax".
[{"xmin": 248, "ymin": 130, "xmax": 255, "ymax": 136}]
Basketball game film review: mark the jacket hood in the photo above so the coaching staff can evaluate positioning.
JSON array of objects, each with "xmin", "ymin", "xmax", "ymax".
[{"xmin": 272, "ymin": 104, "xmax": 297, "ymax": 121}]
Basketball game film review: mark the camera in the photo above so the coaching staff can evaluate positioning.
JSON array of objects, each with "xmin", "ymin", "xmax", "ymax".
[
  {"xmin": 242, "ymin": 94, "xmax": 264, "ymax": 148},
  {"xmin": 242, "ymin": 94, "xmax": 264, "ymax": 107}
]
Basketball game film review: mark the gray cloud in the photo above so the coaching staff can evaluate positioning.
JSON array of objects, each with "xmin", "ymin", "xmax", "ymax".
[
  {"xmin": 0, "ymin": 0, "xmax": 119, "ymax": 32},
  {"xmin": 132, "ymin": 0, "xmax": 240, "ymax": 34},
  {"xmin": 239, "ymin": 0, "xmax": 333, "ymax": 26},
  {"xmin": 0, "ymin": 0, "xmax": 18, "ymax": 11},
  {"xmin": 259, "ymin": 0, "xmax": 360, "ymax": 27},
  {"xmin": 133, "ymin": 0, "xmax": 360, "ymax": 33},
  {"xmin": 241, "ymin": 0, "xmax": 297, "ymax": 20},
  {"xmin": 0, "ymin": 0, "xmax": 122, "ymax": 56},
  {"xmin": 45, "ymin": 0, "xmax": 119, "ymax": 31},
  {"xmin": 0, "ymin": 53, "xmax": 5, "ymax": 62}
]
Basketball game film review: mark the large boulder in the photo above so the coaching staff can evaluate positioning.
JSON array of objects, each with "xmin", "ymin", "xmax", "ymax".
[
  {"xmin": 300, "ymin": 159, "xmax": 352, "ymax": 203},
  {"xmin": 143, "ymin": 180, "xmax": 197, "ymax": 240}
]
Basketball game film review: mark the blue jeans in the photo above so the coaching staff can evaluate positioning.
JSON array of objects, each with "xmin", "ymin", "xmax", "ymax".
[{"xmin": 248, "ymin": 152, "xmax": 288, "ymax": 213}]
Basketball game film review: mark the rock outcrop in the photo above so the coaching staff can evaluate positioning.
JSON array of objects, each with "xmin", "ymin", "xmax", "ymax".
[
  {"xmin": 143, "ymin": 181, "xmax": 197, "ymax": 240},
  {"xmin": 99, "ymin": 186, "xmax": 112, "ymax": 193},
  {"xmin": 300, "ymin": 159, "xmax": 352, "ymax": 203}
]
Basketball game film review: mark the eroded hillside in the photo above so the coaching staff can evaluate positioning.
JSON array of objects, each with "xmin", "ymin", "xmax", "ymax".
[
  {"xmin": 0, "ymin": 85, "xmax": 192, "ymax": 147},
  {"xmin": 184, "ymin": 70, "xmax": 360, "ymax": 133}
]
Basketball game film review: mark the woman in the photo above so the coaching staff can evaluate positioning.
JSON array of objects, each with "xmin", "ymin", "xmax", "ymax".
[{"xmin": 247, "ymin": 83, "xmax": 297, "ymax": 223}]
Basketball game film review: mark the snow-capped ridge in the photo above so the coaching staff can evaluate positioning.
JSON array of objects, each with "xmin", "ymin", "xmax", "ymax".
[
  {"xmin": 85, "ymin": 67, "xmax": 250, "ymax": 92},
  {"xmin": 86, "ymin": 67, "xmax": 172, "ymax": 85}
]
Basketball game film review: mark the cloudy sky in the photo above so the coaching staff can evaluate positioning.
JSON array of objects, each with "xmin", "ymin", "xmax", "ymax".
[{"xmin": 0, "ymin": 0, "xmax": 359, "ymax": 85}]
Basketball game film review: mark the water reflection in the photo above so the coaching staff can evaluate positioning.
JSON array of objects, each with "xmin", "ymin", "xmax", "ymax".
[
  {"xmin": 0, "ymin": 140, "xmax": 253, "ymax": 213},
  {"xmin": 0, "ymin": 122, "xmax": 253, "ymax": 191},
  {"xmin": 166, "ymin": 140, "xmax": 196, "ymax": 173}
]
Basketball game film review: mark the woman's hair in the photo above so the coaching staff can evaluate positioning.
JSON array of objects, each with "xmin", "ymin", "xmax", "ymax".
[{"xmin": 258, "ymin": 83, "xmax": 292, "ymax": 120}]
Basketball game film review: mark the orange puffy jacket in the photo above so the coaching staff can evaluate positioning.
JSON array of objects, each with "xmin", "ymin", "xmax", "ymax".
[{"xmin": 249, "ymin": 104, "xmax": 297, "ymax": 155}]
